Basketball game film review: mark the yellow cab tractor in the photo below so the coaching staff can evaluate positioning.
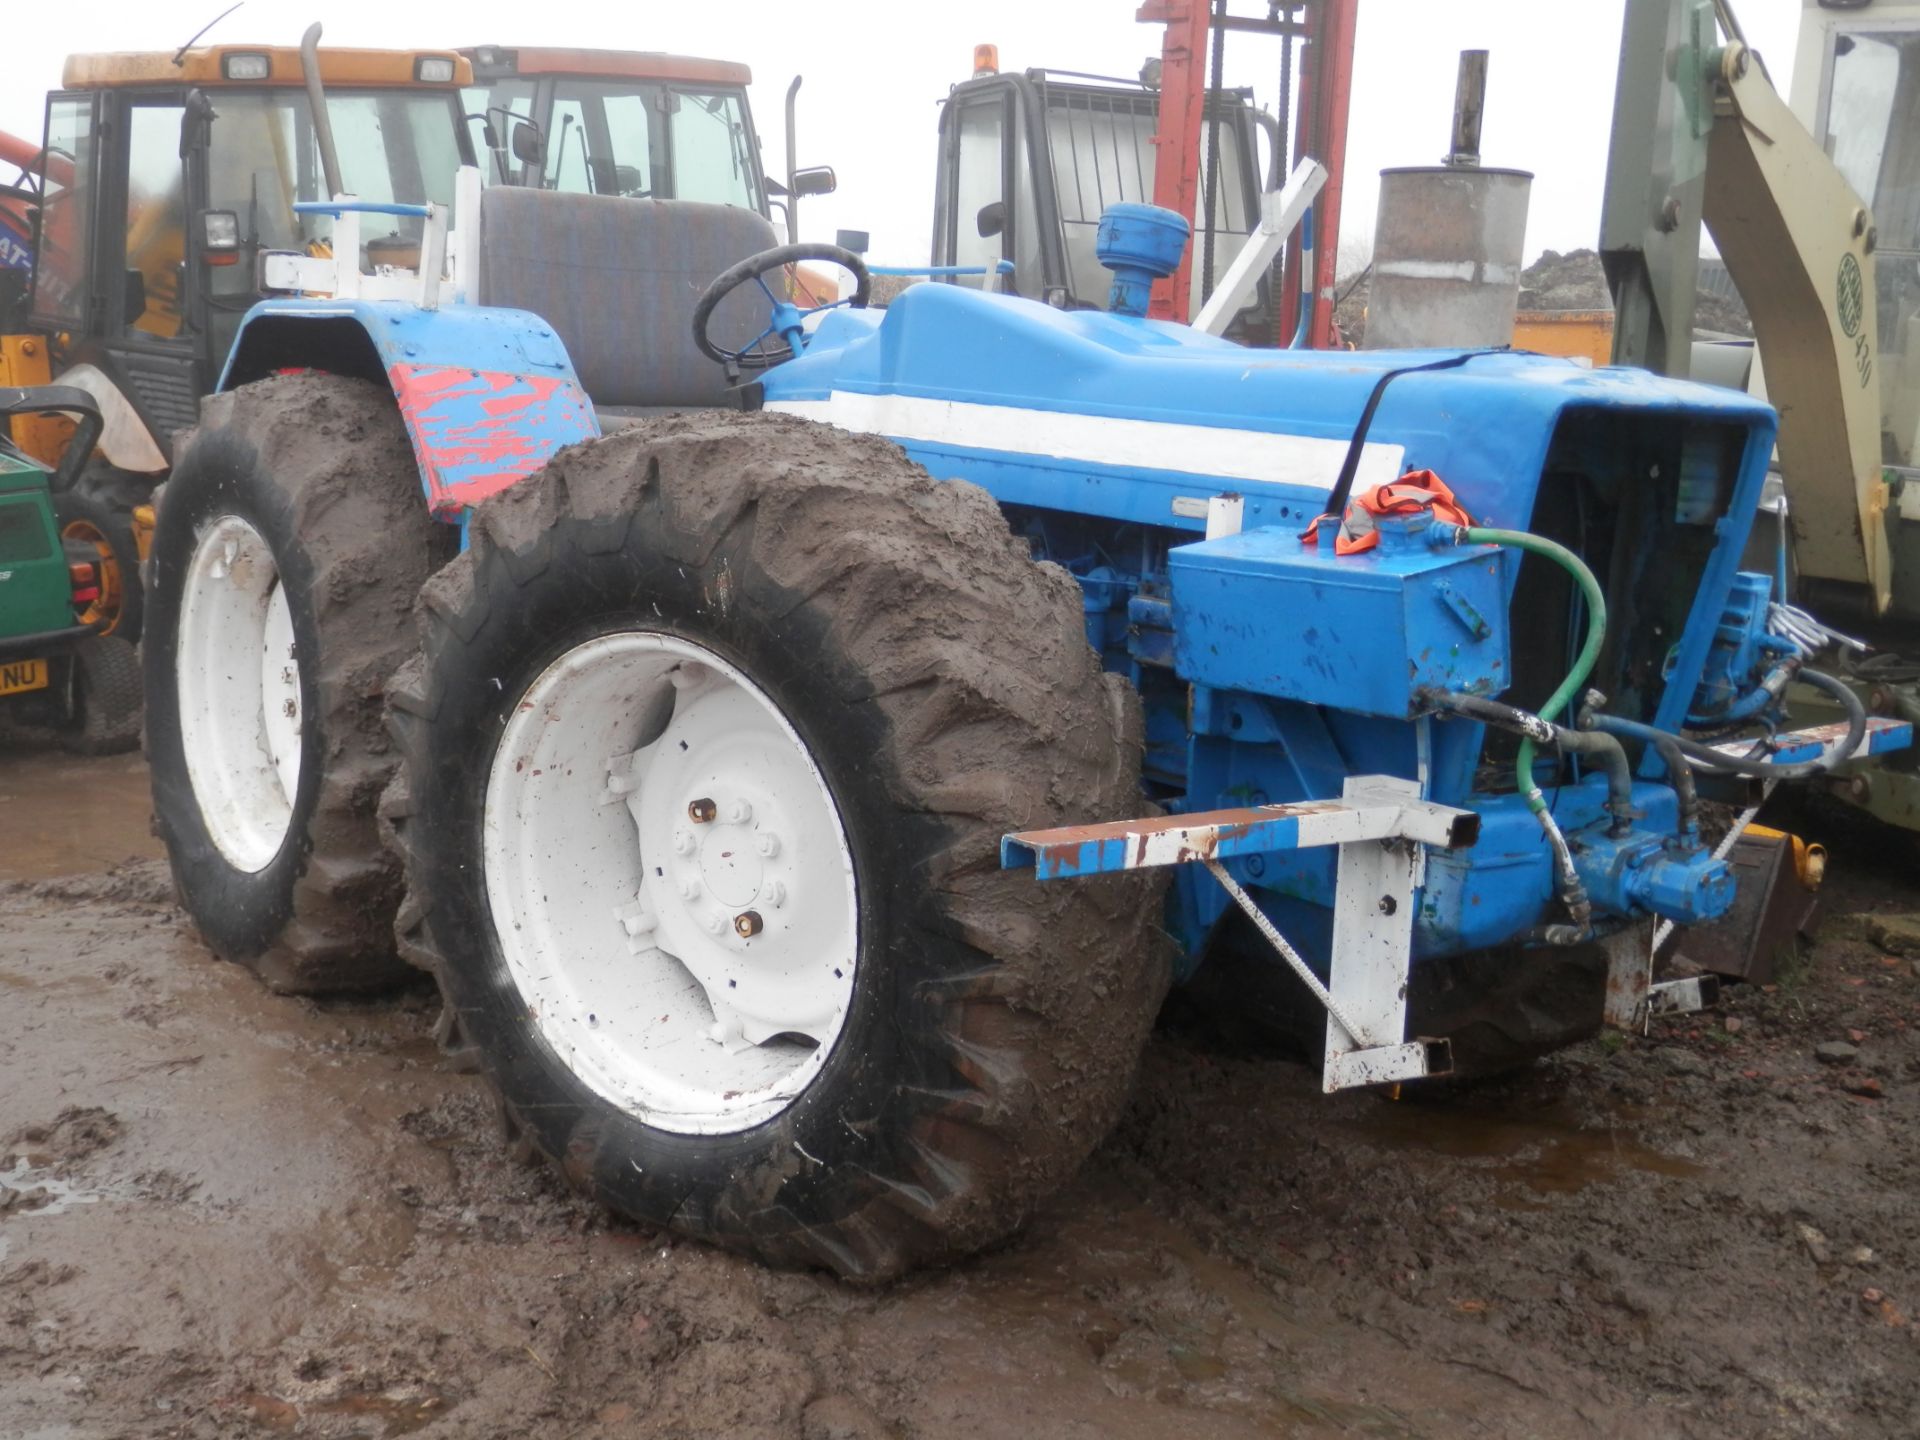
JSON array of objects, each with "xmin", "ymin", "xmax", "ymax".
[
  {"xmin": 0, "ymin": 34, "xmax": 478, "ymax": 641},
  {"xmin": 1, "ymin": 34, "xmax": 836, "ymax": 641}
]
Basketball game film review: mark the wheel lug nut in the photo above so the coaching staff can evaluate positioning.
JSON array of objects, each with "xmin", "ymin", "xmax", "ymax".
[
  {"xmin": 726, "ymin": 799, "xmax": 753, "ymax": 823},
  {"xmin": 688, "ymin": 797, "xmax": 717, "ymax": 823},
  {"xmin": 756, "ymin": 833, "xmax": 780, "ymax": 858},
  {"xmin": 765, "ymin": 880, "xmax": 786, "ymax": 909},
  {"xmin": 703, "ymin": 910, "xmax": 728, "ymax": 935},
  {"xmin": 734, "ymin": 910, "xmax": 763, "ymax": 938},
  {"xmin": 672, "ymin": 829, "xmax": 695, "ymax": 855},
  {"xmin": 679, "ymin": 877, "xmax": 702, "ymax": 901}
]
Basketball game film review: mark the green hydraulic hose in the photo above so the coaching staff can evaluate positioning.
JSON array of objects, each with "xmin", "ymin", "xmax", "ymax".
[{"xmin": 1461, "ymin": 527, "xmax": 1608, "ymax": 814}]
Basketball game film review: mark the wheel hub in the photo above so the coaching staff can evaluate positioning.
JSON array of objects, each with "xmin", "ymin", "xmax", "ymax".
[
  {"xmin": 693, "ymin": 816, "xmax": 765, "ymax": 908},
  {"xmin": 484, "ymin": 633, "xmax": 858, "ymax": 1135}
]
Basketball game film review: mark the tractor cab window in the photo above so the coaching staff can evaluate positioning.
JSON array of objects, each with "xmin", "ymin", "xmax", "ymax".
[
  {"xmin": 205, "ymin": 89, "xmax": 463, "ymax": 256},
  {"xmin": 1043, "ymin": 87, "xmax": 1254, "ymax": 314},
  {"xmin": 666, "ymin": 89, "xmax": 759, "ymax": 210},
  {"xmin": 466, "ymin": 78, "xmax": 536, "ymax": 184},
  {"xmin": 124, "ymin": 102, "xmax": 186, "ymax": 339},
  {"xmin": 28, "ymin": 94, "xmax": 95, "ymax": 329},
  {"xmin": 202, "ymin": 88, "xmax": 464, "ymax": 359},
  {"xmin": 325, "ymin": 93, "xmax": 465, "ymax": 215},
  {"xmin": 947, "ymin": 97, "xmax": 1007, "ymax": 290},
  {"xmin": 543, "ymin": 82, "xmax": 647, "ymax": 198},
  {"xmin": 1824, "ymin": 25, "xmax": 1920, "ymax": 468},
  {"xmin": 543, "ymin": 82, "xmax": 653, "ymax": 197}
]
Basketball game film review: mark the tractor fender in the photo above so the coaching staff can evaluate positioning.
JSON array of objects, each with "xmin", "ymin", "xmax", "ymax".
[{"xmin": 219, "ymin": 299, "xmax": 599, "ymax": 518}]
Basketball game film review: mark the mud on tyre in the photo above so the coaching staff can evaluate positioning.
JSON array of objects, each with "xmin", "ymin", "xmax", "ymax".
[
  {"xmin": 384, "ymin": 411, "xmax": 1169, "ymax": 1279},
  {"xmin": 143, "ymin": 373, "xmax": 451, "ymax": 992}
]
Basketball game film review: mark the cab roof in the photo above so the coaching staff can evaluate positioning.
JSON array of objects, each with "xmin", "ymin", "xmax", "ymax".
[
  {"xmin": 62, "ymin": 46, "xmax": 472, "ymax": 90},
  {"xmin": 461, "ymin": 46, "xmax": 750, "ymax": 87}
]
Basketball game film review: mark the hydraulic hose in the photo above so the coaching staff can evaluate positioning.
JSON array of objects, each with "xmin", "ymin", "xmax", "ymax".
[
  {"xmin": 1437, "ymin": 691, "xmax": 1601, "ymax": 941},
  {"xmin": 1588, "ymin": 667, "xmax": 1866, "ymax": 781},
  {"xmin": 1581, "ymin": 710, "xmax": 1699, "ymax": 840},
  {"xmin": 1450, "ymin": 526, "xmax": 1608, "ymax": 817},
  {"xmin": 1440, "ymin": 692, "xmax": 1634, "ymax": 834}
]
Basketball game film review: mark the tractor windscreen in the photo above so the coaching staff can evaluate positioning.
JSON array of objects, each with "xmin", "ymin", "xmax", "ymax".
[
  {"xmin": 203, "ymin": 87, "xmax": 465, "ymax": 355},
  {"xmin": 207, "ymin": 88, "xmax": 463, "ymax": 259},
  {"xmin": 468, "ymin": 77, "xmax": 762, "ymax": 212}
]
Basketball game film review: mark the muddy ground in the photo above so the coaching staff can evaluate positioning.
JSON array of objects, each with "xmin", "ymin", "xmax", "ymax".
[{"xmin": 2, "ymin": 749, "xmax": 1916, "ymax": 1439}]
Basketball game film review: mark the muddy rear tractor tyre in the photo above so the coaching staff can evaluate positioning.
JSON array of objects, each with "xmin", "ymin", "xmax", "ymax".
[
  {"xmin": 142, "ymin": 373, "xmax": 451, "ymax": 993},
  {"xmin": 54, "ymin": 488, "xmax": 143, "ymax": 642},
  {"xmin": 385, "ymin": 412, "xmax": 1169, "ymax": 1280},
  {"xmin": 59, "ymin": 635, "xmax": 142, "ymax": 755}
]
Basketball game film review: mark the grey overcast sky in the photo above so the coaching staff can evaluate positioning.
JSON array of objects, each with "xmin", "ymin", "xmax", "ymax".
[{"xmin": 1, "ymin": 1, "xmax": 1806, "ymax": 267}]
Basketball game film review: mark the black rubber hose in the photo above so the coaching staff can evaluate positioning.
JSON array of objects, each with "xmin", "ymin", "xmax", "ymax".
[
  {"xmin": 1581, "ymin": 711, "xmax": 1699, "ymax": 838},
  {"xmin": 1437, "ymin": 692, "xmax": 1554, "ymax": 742},
  {"xmin": 1437, "ymin": 692, "xmax": 1634, "ymax": 834},
  {"xmin": 1583, "ymin": 667, "xmax": 1867, "ymax": 781},
  {"xmin": 1555, "ymin": 729, "xmax": 1637, "ymax": 837}
]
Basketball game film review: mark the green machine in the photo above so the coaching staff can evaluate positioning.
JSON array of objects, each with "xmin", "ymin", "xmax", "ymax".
[{"xmin": 0, "ymin": 387, "xmax": 140, "ymax": 752}]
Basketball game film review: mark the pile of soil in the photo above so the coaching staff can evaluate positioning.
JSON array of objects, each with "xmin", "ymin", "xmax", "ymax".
[
  {"xmin": 1518, "ymin": 247, "xmax": 1614, "ymax": 311},
  {"xmin": 1336, "ymin": 247, "xmax": 1755, "ymax": 346}
]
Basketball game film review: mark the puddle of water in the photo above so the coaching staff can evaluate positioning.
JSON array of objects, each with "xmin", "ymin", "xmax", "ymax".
[
  {"xmin": 0, "ymin": 749, "xmax": 163, "ymax": 882},
  {"xmin": 1, "ymin": 1159, "xmax": 107, "ymax": 1218},
  {"xmin": 1357, "ymin": 1097, "xmax": 1703, "ymax": 1204}
]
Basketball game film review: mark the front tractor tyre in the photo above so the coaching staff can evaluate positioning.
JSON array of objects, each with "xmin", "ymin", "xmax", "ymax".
[
  {"xmin": 385, "ymin": 411, "xmax": 1169, "ymax": 1279},
  {"xmin": 143, "ymin": 374, "xmax": 451, "ymax": 992}
]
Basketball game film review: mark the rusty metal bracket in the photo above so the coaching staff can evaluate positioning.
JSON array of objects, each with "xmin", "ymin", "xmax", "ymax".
[{"xmin": 1000, "ymin": 778, "xmax": 1478, "ymax": 878}]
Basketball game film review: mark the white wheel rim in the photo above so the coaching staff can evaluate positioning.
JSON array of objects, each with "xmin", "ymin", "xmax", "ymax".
[
  {"xmin": 176, "ymin": 515, "xmax": 304, "ymax": 872},
  {"xmin": 484, "ymin": 632, "xmax": 859, "ymax": 1136}
]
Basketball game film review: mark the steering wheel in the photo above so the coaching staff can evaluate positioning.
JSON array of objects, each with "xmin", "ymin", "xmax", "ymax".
[{"xmin": 691, "ymin": 242, "xmax": 870, "ymax": 370}]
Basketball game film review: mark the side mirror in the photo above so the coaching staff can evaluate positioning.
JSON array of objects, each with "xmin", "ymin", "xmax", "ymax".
[
  {"xmin": 975, "ymin": 200, "xmax": 1006, "ymax": 239},
  {"xmin": 122, "ymin": 269, "xmax": 147, "ymax": 327},
  {"xmin": 791, "ymin": 165, "xmax": 837, "ymax": 198},
  {"xmin": 511, "ymin": 121, "xmax": 545, "ymax": 168}
]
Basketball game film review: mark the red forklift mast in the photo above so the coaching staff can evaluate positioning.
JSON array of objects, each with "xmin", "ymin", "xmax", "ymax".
[{"xmin": 1137, "ymin": 0, "xmax": 1357, "ymax": 346}]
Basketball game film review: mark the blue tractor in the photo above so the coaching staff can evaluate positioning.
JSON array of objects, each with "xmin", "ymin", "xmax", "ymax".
[{"xmin": 142, "ymin": 186, "xmax": 1910, "ymax": 1279}]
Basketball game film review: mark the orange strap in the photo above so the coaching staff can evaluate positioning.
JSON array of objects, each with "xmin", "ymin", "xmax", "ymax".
[{"xmin": 1300, "ymin": 469, "xmax": 1474, "ymax": 555}]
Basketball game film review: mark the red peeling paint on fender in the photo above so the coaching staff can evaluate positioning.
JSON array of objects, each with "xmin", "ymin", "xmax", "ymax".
[{"xmin": 389, "ymin": 363, "xmax": 598, "ymax": 516}]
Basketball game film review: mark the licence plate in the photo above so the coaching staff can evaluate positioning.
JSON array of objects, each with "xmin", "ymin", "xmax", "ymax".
[{"xmin": 0, "ymin": 658, "xmax": 48, "ymax": 696}]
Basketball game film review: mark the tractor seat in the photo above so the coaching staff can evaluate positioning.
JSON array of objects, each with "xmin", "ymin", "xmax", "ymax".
[{"xmin": 474, "ymin": 188, "xmax": 777, "ymax": 411}]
